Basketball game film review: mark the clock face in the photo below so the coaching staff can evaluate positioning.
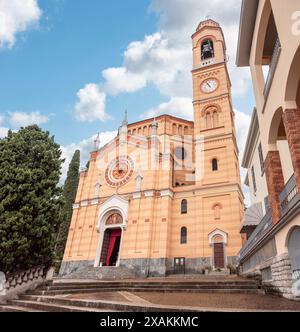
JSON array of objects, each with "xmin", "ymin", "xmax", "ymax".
[
  {"xmin": 105, "ymin": 156, "xmax": 134, "ymax": 187},
  {"xmin": 201, "ymin": 79, "xmax": 218, "ymax": 93}
]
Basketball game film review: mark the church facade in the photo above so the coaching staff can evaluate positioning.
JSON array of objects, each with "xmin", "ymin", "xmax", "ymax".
[{"xmin": 60, "ymin": 20, "xmax": 244, "ymax": 278}]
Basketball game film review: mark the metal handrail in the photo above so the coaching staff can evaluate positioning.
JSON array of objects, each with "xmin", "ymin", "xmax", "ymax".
[
  {"xmin": 239, "ymin": 209, "xmax": 273, "ymax": 259},
  {"xmin": 279, "ymin": 175, "xmax": 299, "ymax": 215},
  {"xmin": 240, "ymin": 175, "xmax": 300, "ymax": 260}
]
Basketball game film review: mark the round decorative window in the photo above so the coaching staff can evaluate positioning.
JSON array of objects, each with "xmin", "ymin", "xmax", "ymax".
[{"xmin": 105, "ymin": 156, "xmax": 134, "ymax": 187}]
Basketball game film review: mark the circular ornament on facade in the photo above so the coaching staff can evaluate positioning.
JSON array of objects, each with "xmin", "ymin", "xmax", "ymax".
[
  {"xmin": 105, "ymin": 156, "xmax": 134, "ymax": 187},
  {"xmin": 201, "ymin": 78, "xmax": 219, "ymax": 93}
]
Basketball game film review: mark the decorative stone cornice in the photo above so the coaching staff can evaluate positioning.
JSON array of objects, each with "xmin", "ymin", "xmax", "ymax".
[
  {"xmin": 160, "ymin": 189, "xmax": 174, "ymax": 198},
  {"xmin": 132, "ymin": 192, "xmax": 142, "ymax": 199},
  {"xmin": 144, "ymin": 190, "xmax": 155, "ymax": 198}
]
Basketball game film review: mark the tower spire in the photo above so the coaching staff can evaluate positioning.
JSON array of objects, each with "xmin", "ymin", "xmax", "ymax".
[
  {"xmin": 122, "ymin": 110, "xmax": 128, "ymax": 126},
  {"xmin": 93, "ymin": 133, "xmax": 101, "ymax": 151},
  {"xmin": 151, "ymin": 117, "xmax": 158, "ymax": 136}
]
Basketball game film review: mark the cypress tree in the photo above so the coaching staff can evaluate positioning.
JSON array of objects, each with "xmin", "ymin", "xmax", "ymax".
[
  {"xmin": 55, "ymin": 150, "xmax": 80, "ymax": 268},
  {"xmin": 0, "ymin": 125, "xmax": 64, "ymax": 272}
]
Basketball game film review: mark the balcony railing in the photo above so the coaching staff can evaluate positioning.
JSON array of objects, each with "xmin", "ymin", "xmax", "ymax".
[
  {"xmin": 240, "ymin": 175, "xmax": 300, "ymax": 261},
  {"xmin": 239, "ymin": 208, "xmax": 273, "ymax": 259},
  {"xmin": 279, "ymin": 175, "xmax": 299, "ymax": 216},
  {"xmin": 263, "ymin": 38, "xmax": 281, "ymax": 99}
]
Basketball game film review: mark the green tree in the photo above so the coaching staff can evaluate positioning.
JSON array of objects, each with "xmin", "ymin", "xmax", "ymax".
[
  {"xmin": 0, "ymin": 125, "xmax": 64, "ymax": 273},
  {"xmin": 55, "ymin": 150, "xmax": 80, "ymax": 268}
]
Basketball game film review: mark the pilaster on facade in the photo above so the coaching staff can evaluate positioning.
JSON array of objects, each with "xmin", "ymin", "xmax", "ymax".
[{"xmin": 283, "ymin": 108, "xmax": 300, "ymax": 193}]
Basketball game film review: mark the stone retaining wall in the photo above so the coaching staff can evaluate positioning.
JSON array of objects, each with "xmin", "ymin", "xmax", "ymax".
[
  {"xmin": 241, "ymin": 253, "xmax": 298, "ymax": 300},
  {"xmin": 263, "ymin": 253, "xmax": 294, "ymax": 299},
  {"xmin": 59, "ymin": 256, "xmax": 238, "ymax": 279}
]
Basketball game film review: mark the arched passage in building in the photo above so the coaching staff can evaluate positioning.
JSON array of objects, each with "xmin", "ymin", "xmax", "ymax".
[
  {"xmin": 268, "ymin": 108, "xmax": 294, "ymax": 184},
  {"xmin": 287, "ymin": 226, "xmax": 300, "ymax": 278},
  {"xmin": 285, "ymin": 45, "xmax": 300, "ymax": 108}
]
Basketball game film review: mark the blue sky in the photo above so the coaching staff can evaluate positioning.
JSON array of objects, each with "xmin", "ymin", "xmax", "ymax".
[
  {"xmin": 0, "ymin": 0, "xmax": 163, "ymax": 145},
  {"xmin": 0, "ymin": 0, "xmax": 255, "ymax": 189}
]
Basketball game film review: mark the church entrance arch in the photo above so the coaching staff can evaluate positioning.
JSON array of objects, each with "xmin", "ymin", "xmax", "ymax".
[
  {"xmin": 100, "ymin": 227, "xmax": 122, "ymax": 267},
  {"xmin": 288, "ymin": 227, "xmax": 300, "ymax": 277},
  {"xmin": 97, "ymin": 212, "xmax": 124, "ymax": 267}
]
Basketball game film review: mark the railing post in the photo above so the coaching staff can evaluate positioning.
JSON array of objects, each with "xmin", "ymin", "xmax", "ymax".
[{"xmin": 0, "ymin": 272, "xmax": 6, "ymax": 297}]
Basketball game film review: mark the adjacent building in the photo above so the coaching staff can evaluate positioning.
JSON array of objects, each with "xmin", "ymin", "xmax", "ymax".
[
  {"xmin": 60, "ymin": 20, "xmax": 244, "ymax": 278},
  {"xmin": 237, "ymin": 0, "xmax": 300, "ymax": 299}
]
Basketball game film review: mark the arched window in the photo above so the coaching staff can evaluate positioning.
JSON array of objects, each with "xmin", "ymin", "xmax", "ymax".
[
  {"xmin": 201, "ymin": 39, "xmax": 214, "ymax": 60},
  {"xmin": 206, "ymin": 112, "xmax": 212, "ymax": 128},
  {"xmin": 212, "ymin": 203, "xmax": 222, "ymax": 220},
  {"xmin": 178, "ymin": 125, "xmax": 183, "ymax": 136},
  {"xmin": 213, "ymin": 111, "xmax": 219, "ymax": 128},
  {"xmin": 181, "ymin": 199, "xmax": 188, "ymax": 214},
  {"xmin": 143, "ymin": 126, "xmax": 148, "ymax": 136},
  {"xmin": 181, "ymin": 227, "xmax": 187, "ymax": 244},
  {"xmin": 212, "ymin": 158, "xmax": 218, "ymax": 171},
  {"xmin": 173, "ymin": 124, "xmax": 177, "ymax": 135}
]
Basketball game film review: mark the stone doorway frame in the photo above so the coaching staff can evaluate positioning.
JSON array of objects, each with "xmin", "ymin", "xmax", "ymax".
[
  {"xmin": 208, "ymin": 229, "xmax": 228, "ymax": 270},
  {"xmin": 94, "ymin": 195, "xmax": 129, "ymax": 268}
]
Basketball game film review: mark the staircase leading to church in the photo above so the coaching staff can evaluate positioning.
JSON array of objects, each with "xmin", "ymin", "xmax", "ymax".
[{"xmin": 0, "ymin": 277, "xmax": 263, "ymax": 312}]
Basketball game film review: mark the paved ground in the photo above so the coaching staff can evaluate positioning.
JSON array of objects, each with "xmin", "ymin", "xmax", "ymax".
[
  {"xmin": 134, "ymin": 292, "xmax": 300, "ymax": 311},
  {"xmin": 66, "ymin": 291, "xmax": 300, "ymax": 311}
]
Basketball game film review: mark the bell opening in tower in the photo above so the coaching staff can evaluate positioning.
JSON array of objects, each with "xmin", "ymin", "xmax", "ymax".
[{"xmin": 201, "ymin": 39, "xmax": 215, "ymax": 60}]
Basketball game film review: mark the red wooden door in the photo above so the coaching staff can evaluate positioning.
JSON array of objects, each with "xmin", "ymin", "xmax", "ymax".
[{"xmin": 214, "ymin": 243, "xmax": 225, "ymax": 268}]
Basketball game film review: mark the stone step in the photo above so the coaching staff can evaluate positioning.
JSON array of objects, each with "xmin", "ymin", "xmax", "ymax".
[
  {"xmin": 30, "ymin": 287, "xmax": 263, "ymax": 296},
  {"xmin": 9, "ymin": 300, "xmax": 115, "ymax": 312},
  {"xmin": 52, "ymin": 278, "xmax": 258, "ymax": 284},
  {"xmin": 0, "ymin": 305, "xmax": 44, "ymax": 312},
  {"xmin": 17, "ymin": 295, "xmax": 202, "ymax": 312},
  {"xmin": 47, "ymin": 281, "xmax": 259, "ymax": 288},
  {"xmin": 41, "ymin": 283, "xmax": 258, "ymax": 291}
]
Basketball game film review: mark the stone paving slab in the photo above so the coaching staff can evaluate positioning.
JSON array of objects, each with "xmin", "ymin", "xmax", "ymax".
[
  {"xmin": 66, "ymin": 292, "xmax": 131, "ymax": 303},
  {"xmin": 133, "ymin": 292, "xmax": 300, "ymax": 311},
  {"xmin": 64, "ymin": 291, "xmax": 300, "ymax": 311}
]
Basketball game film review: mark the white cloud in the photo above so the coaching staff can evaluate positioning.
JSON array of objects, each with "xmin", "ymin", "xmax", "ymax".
[
  {"xmin": 0, "ymin": 126, "xmax": 9, "ymax": 138},
  {"xmin": 103, "ymin": 67, "xmax": 146, "ymax": 96},
  {"xmin": 9, "ymin": 111, "xmax": 49, "ymax": 128},
  {"xmin": 75, "ymin": 0, "xmax": 250, "ymax": 124},
  {"xmin": 0, "ymin": 0, "xmax": 42, "ymax": 48},
  {"xmin": 74, "ymin": 84, "xmax": 109, "ymax": 122},
  {"xmin": 234, "ymin": 108, "xmax": 251, "ymax": 207},
  {"xmin": 143, "ymin": 97, "xmax": 193, "ymax": 120},
  {"xmin": 234, "ymin": 108, "xmax": 251, "ymax": 158},
  {"xmin": 60, "ymin": 131, "xmax": 117, "ymax": 184},
  {"xmin": 148, "ymin": 0, "xmax": 250, "ymax": 97},
  {"xmin": 0, "ymin": 114, "xmax": 5, "ymax": 125}
]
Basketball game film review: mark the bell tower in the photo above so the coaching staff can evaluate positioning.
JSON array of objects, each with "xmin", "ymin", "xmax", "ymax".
[{"xmin": 192, "ymin": 19, "xmax": 240, "ymax": 187}]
